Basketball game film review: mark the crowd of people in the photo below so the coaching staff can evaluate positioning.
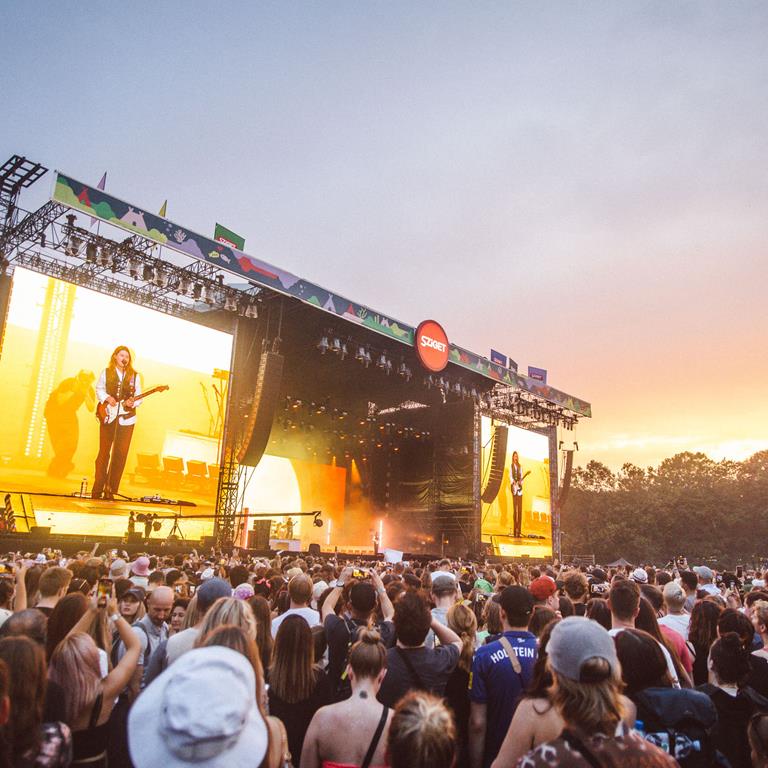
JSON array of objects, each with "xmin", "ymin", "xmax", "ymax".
[{"xmin": 0, "ymin": 545, "xmax": 766, "ymax": 767}]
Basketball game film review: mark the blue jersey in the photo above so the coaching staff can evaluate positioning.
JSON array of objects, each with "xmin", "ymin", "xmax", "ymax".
[{"xmin": 470, "ymin": 629, "xmax": 538, "ymax": 768}]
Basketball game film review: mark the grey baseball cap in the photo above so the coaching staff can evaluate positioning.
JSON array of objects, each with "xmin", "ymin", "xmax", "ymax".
[{"xmin": 547, "ymin": 616, "xmax": 618, "ymax": 682}]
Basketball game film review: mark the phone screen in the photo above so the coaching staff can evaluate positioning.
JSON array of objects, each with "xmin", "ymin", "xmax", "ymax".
[{"xmin": 97, "ymin": 578, "xmax": 112, "ymax": 605}]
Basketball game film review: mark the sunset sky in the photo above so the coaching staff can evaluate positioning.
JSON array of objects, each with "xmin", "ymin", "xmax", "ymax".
[{"xmin": 3, "ymin": 2, "xmax": 767, "ymax": 470}]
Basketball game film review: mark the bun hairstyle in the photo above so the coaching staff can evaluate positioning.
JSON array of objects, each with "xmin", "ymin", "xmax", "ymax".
[
  {"xmin": 388, "ymin": 691, "xmax": 456, "ymax": 768},
  {"xmin": 710, "ymin": 631, "xmax": 752, "ymax": 686},
  {"xmin": 349, "ymin": 627, "xmax": 386, "ymax": 679}
]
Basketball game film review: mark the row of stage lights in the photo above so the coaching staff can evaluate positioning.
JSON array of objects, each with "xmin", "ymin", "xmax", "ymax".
[
  {"xmin": 279, "ymin": 398, "xmax": 432, "ymax": 440},
  {"xmin": 316, "ymin": 331, "xmax": 490, "ymax": 404},
  {"xmin": 62, "ymin": 219, "xmax": 259, "ymax": 318}
]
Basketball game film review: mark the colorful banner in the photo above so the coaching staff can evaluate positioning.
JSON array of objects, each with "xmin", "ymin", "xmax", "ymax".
[
  {"xmin": 528, "ymin": 366, "xmax": 547, "ymax": 384},
  {"xmin": 214, "ymin": 223, "xmax": 245, "ymax": 251},
  {"xmin": 51, "ymin": 172, "xmax": 591, "ymax": 417},
  {"xmin": 508, "ymin": 357, "xmax": 518, "ymax": 372}
]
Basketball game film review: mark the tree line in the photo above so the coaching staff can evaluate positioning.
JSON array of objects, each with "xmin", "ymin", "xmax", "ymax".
[{"xmin": 561, "ymin": 451, "xmax": 768, "ymax": 568}]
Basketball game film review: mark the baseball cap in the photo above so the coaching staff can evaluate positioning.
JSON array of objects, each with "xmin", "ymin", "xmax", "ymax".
[
  {"xmin": 34, "ymin": 553, "xmax": 47, "ymax": 564},
  {"xmin": 474, "ymin": 578, "xmax": 493, "ymax": 594},
  {"xmin": 200, "ymin": 567, "xmax": 215, "ymax": 581},
  {"xmin": 128, "ymin": 646, "xmax": 267, "ymax": 768},
  {"xmin": 122, "ymin": 586, "xmax": 146, "ymax": 602},
  {"xmin": 591, "ymin": 568, "xmax": 607, "ymax": 582},
  {"xmin": 547, "ymin": 616, "xmax": 618, "ymax": 682},
  {"xmin": 630, "ymin": 568, "xmax": 648, "ymax": 584},
  {"xmin": 694, "ymin": 565, "xmax": 714, "ymax": 581},
  {"xmin": 529, "ymin": 576, "xmax": 557, "ymax": 601},
  {"xmin": 197, "ymin": 578, "xmax": 232, "ymax": 611}
]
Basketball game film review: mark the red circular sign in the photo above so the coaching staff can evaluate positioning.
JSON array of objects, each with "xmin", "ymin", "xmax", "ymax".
[{"xmin": 415, "ymin": 320, "xmax": 449, "ymax": 372}]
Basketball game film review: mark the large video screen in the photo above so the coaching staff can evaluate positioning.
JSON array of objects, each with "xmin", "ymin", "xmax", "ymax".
[
  {"xmin": 480, "ymin": 417, "xmax": 552, "ymax": 558},
  {"xmin": 0, "ymin": 268, "xmax": 233, "ymax": 537}
]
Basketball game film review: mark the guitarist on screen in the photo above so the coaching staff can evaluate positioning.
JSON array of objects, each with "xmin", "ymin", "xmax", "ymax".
[
  {"xmin": 510, "ymin": 451, "xmax": 530, "ymax": 538},
  {"xmin": 92, "ymin": 346, "xmax": 141, "ymax": 500}
]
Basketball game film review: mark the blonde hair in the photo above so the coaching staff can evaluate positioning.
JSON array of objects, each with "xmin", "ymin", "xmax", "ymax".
[
  {"xmin": 551, "ymin": 658, "xmax": 625, "ymax": 735},
  {"xmin": 388, "ymin": 691, "xmax": 456, "ymax": 768},
  {"xmin": 48, "ymin": 632, "xmax": 102, "ymax": 725},
  {"xmin": 195, "ymin": 597, "xmax": 256, "ymax": 644},
  {"xmin": 447, "ymin": 603, "xmax": 477, "ymax": 673},
  {"xmin": 753, "ymin": 601, "xmax": 768, "ymax": 633},
  {"xmin": 182, "ymin": 593, "xmax": 200, "ymax": 629}
]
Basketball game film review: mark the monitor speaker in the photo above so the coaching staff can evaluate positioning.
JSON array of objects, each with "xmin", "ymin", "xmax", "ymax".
[{"xmin": 237, "ymin": 352, "xmax": 284, "ymax": 467}]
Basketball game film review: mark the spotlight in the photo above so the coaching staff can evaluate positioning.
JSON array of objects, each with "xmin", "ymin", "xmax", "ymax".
[
  {"xmin": 85, "ymin": 242, "xmax": 98, "ymax": 263},
  {"xmin": 339, "ymin": 342, "xmax": 348, "ymax": 360},
  {"xmin": 355, "ymin": 345, "xmax": 366, "ymax": 363},
  {"xmin": 128, "ymin": 258, "xmax": 141, "ymax": 279},
  {"xmin": 398, "ymin": 362, "xmax": 412, "ymax": 381},
  {"xmin": 244, "ymin": 298, "xmax": 259, "ymax": 318},
  {"xmin": 425, "ymin": 375, "xmax": 435, "ymax": 389},
  {"xmin": 67, "ymin": 234, "xmax": 82, "ymax": 258},
  {"xmin": 154, "ymin": 266, "xmax": 169, "ymax": 288},
  {"xmin": 192, "ymin": 283, "xmax": 203, "ymax": 299},
  {"xmin": 330, "ymin": 337, "xmax": 342, "ymax": 354},
  {"xmin": 142, "ymin": 264, "xmax": 155, "ymax": 282},
  {"xmin": 202, "ymin": 285, "xmax": 216, "ymax": 305},
  {"xmin": 376, "ymin": 353, "xmax": 388, "ymax": 370},
  {"xmin": 178, "ymin": 275, "xmax": 191, "ymax": 296},
  {"xmin": 98, "ymin": 244, "xmax": 112, "ymax": 267},
  {"xmin": 317, "ymin": 335, "xmax": 329, "ymax": 354},
  {"xmin": 224, "ymin": 294, "xmax": 238, "ymax": 312}
]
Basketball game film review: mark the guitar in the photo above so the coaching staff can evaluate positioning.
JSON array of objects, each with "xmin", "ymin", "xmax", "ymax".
[
  {"xmin": 95, "ymin": 385, "xmax": 169, "ymax": 425},
  {"xmin": 511, "ymin": 469, "xmax": 531, "ymax": 494}
]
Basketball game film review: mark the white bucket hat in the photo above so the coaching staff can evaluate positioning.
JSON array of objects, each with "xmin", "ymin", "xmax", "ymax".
[{"xmin": 128, "ymin": 646, "xmax": 267, "ymax": 767}]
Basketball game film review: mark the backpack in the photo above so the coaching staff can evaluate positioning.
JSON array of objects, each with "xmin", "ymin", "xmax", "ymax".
[
  {"xmin": 634, "ymin": 687, "xmax": 723, "ymax": 768},
  {"xmin": 335, "ymin": 618, "xmax": 363, "ymax": 700}
]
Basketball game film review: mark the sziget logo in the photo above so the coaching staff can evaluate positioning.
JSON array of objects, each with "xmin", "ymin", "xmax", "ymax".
[{"xmin": 415, "ymin": 320, "xmax": 449, "ymax": 372}]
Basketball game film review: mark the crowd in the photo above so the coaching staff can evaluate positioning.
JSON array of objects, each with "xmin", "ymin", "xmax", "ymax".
[{"xmin": 0, "ymin": 546, "xmax": 766, "ymax": 767}]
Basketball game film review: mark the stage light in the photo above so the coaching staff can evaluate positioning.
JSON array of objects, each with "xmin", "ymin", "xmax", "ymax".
[
  {"xmin": 376, "ymin": 353, "xmax": 388, "ymax": 370},
  {"xmin": 398, "ymin": 362, "xmax": 412, "ymax": 381},
  {"xmin": 39, "ymin": 232, "xmax": 46, "ymax": 248},
  {"xmin": 317, "ymin": 335, "xmax": 329, "ymax": 354},
  {"xmin": 178, "ymin": 275, "xmax": 191, "ymax": 295},
  {"xmin": 244, "ymin": 299, "xmax": 259, "ymax": 318},
  {"xmin": 330, "ymin": 337, "xmax": 342, "ymax": 354},
  {"xmin": 85, "ymin": 242, "xmax": 98, "ymax": 263},
  {"xmin": 66, "ymin": 234, "xmax": 82, "ymax": 258},
  {"xmin": 425, "ymin": 375, "xmax": 434, "ymax": 389},
  {"xmin": 192, "ymin": 282, "xmax": 203, "ymax": 299},
  {"xmin": 97, "ymin": 244, "xmax": 112, "ymax": 267},
  {"xmin": 452, "ymin": 381, "xmax": 462, "ymax": 395},
  {"xmin": 153, "ymin": 266, "xmax": 168, "ymax": 288},
  {"xmin": 203, "ymin": 285, "xmax": 216, "ymax": 305},
  {"xmin": 224, "ymin": 294, "xmax": 238, "ymax": 312},
  {"xmin": 142, "ymin": 264, "xmax": 155, "ymax": 282},
  {"xmin": 355, "ymin": 345, "xmax": 366, "ymax": 363}
]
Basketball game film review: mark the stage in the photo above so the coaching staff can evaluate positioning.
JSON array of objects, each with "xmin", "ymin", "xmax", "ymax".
[{"xmin": 0, "ymin": 153, "xmax": 591, "ymax": 560}]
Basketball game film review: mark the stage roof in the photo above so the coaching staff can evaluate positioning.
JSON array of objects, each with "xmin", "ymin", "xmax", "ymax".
[{"xmin": 51, "ymin": 171, "xmax": 591, "ymax": 417}]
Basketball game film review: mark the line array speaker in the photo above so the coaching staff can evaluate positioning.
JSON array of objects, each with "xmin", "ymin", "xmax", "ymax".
[
  {"xmin": 237, "ymin": 351, "xmax": 284, "ymax": 467},
  {"xmin": 480, "ymin": 425, "xmax": 508, "ymax": 504}
]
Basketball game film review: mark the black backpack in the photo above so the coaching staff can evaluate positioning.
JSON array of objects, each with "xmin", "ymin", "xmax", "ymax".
[{"xmin": 634, "ymin": 687, "xmax": 723, "ymax": 767}]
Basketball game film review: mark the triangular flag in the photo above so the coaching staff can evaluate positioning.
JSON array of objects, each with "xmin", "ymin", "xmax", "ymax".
[
  {"xmin": 158, "ymin": 200, "xmax": 168, "ymax": 218},
  {"xmin": 89, "ymin": 172, "xmax": 107, "ymax": 227}
]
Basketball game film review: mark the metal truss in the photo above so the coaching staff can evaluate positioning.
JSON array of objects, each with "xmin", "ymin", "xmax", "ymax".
[{"xmin": 485, "ymin": 385, "xmax": 580, "ymax": 431}]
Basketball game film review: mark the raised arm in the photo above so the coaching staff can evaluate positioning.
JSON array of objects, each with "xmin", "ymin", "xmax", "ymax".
[
  {"xmin": 321, "ymin": 566, "xmax": 352, "ymax": 621},
  {"xmin": 430, "ymin": 615, "xmax": 461, "ymax": 650},
  {"xmin": 13, "ymin": 563, "xmax": 27, "ymax": 611},
  {"xmin": 370, "ymin": 568, "xmax": 394, "ymax": 622},
  {"xmin": 103, "ymin": 603, "xmax": 141, "ymax": 701}
]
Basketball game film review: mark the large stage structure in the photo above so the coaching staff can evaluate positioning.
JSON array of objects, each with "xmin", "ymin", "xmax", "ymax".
[{"xmin": 0, "ymin": 155, "xmax": 590, "ymax": 560}]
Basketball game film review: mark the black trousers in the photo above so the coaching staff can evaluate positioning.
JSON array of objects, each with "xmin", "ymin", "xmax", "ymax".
[
  {"xmin": 93, "ymin": 421, "xmax": 134, "ymax": 497},
  {"xmin": 512, "ymin": 493, "xmax": 523, "ymax": 537}
]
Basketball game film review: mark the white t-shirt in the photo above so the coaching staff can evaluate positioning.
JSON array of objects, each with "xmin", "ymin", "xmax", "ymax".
[
  {"xmin": 699, "ymin": 583, "xmax": 720, "ymax": 596},
  {"xmin": 271, "ymin": 606, "xmax": 320, "ymax": 637},
  {"xmin": 609, "ymin": 627, "xmax": 680, "ymax": 688},
  {"xmin": 658, "ymin": 613, "xmax": 691, "ymax": 641}
]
